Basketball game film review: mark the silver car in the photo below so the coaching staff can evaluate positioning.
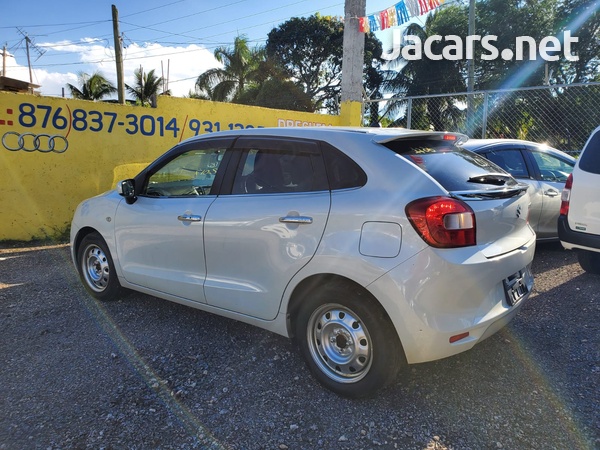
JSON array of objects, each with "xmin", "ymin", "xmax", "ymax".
[
  {"xmin": 463, "ymin": 139, "xmax": 576, "ymax": 240},
  {"xmin": 71, "ymin": 127, "xmax": 535, "ymax": 397}
]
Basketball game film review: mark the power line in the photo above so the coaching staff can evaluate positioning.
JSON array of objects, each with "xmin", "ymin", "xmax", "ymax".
[
  {"xmin": 9, "ymin": 1, "xmax": 342, "ymax": 67},
  {"xmin": 120, "ymin": 0, "xmax": 188, "ymax": 18}
]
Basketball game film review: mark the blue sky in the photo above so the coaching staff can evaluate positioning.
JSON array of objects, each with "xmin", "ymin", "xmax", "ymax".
[{"xmin": 1, "ymin": 0, "xmax": 401, "ymax": 98}]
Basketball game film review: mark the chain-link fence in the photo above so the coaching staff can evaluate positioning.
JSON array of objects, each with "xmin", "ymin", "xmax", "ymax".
[{"xmin": 366, "ymin": 82, "xmax": 600, "ymax": 154}]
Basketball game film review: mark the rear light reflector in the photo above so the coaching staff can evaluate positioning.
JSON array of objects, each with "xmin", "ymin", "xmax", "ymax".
[
  {"xmin": 559, "ymin": 173, "xmax": 573, "ymax": 216},
  {"xmin": 450, "ymin": 332, "xmax": 470, "ymax": 343},
  {"xmin": 406, "ymin": 196, "xmax": 476, "ymax": 248},
  {"xmin": 443, "ymin": 134, "xmax": 457, "ymax": 141}
]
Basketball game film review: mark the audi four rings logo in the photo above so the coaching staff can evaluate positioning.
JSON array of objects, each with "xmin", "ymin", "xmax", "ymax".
[{"xmin": 2, "ymin": 131, "xmax": 69, "ymax": 153}]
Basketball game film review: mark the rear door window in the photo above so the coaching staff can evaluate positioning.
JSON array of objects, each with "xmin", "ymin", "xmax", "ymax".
[
  {"xmin": 484, "ymin": 149, "xmax": 529, "ymax": 179},
  {"xmin": 382, "ymin": 139, "xmax": 519, "ymax": 192},
  {"xmin": 230, "ymin": 137, "xmax": 328, "ymax": 194}
]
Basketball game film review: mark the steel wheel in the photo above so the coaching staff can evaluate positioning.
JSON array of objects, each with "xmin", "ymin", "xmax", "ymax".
[
  {"xmin": 307, "ymin": 303, "xmax": 373, "ymax": 383},
  {"xmin": 81, "ymin": 243, "xmax": 111, "ymax": 292},
  {"xmin": 77, "ymin": 232, "xmax": 122, "ymax": 301},
  {"xmin": 295, "ymin": 282, "xmax": 403, "ymax": 398}
]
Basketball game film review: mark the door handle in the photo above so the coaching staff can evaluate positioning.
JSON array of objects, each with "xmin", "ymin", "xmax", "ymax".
[
  {"xmin": 279, "ymin": 216, "xmax": 313, "ymax": 225},
  {"xmin": 544, "ymin": 189, "xmax": 559, "ymax": 197},
  {"xmin": 178, "ymin": 214, "xmax": 202, "ymax": 222}
]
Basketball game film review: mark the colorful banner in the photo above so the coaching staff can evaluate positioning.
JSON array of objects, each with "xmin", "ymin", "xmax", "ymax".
[{"xmin": 359, "ymin": 0, "xmax": 444, "ymax": 32}]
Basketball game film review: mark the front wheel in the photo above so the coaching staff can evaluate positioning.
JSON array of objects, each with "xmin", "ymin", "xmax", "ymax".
[
  {"xmin": 77, "ymin": 232, "xmax": 122, "ymax": 300},
  {"xmin": 295, "ymin": 283, "xmax": 403, "ymax": 398}
]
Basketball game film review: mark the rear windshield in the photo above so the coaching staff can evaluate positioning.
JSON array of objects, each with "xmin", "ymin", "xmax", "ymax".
[
  {"xmin": 579, "ymin": 131, "xmax": 600, "ymax": 174},
  {"xmin": 381, "ymin": 139, "xmax": 519, "ymax": 191}
]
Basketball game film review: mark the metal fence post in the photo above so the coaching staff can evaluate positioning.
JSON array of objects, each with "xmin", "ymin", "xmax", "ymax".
[
  {"xmin": 407, "ymin": 98, "xmax": 412, "ymax": 129},
  {"xmin": 481, "ymin": 92, "xmax": 489, "ymax": 139}
]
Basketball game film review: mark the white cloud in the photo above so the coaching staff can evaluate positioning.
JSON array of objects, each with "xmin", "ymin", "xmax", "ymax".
[{"xmin": 4, "ymin": 40, "xmax": 220, "ymax": 98}]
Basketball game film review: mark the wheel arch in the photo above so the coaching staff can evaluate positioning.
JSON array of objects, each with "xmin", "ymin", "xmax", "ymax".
[
  {"xmin": 73, "ymin": 226, "xmax": 99, "ymax": 256},
  {"xmin": 72, "ymin": 227, "xmax": 120, "ymax": 277},
  {"xmin": 285, "ymin": 273, "xmax": 402, "ymax": 350}
]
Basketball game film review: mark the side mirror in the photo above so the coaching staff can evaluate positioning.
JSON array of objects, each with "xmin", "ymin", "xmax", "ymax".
[{"xmin": 117, "ymin": 179, "xmax": 137, "ymax": 204}]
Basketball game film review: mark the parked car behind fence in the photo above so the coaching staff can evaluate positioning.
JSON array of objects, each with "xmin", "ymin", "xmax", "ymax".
[{"xmin": 463, "ymin": 139, "xmax": 575, "ymax": 240}]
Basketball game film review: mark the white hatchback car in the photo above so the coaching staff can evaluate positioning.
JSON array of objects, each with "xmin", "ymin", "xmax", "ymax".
[{"xmin": 71, "ymin": 127, "xmax": 536, "ymax": 397}]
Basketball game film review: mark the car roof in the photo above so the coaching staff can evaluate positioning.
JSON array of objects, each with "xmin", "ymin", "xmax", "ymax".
[
  {"xmin": 463, "ymin": 138, "xmax": 575, "ymax": 160},
  {"xmin": 185, "ymin": 126, "xmax": 468, "ymax": 145},
  {"xmin": 463, "ymin": 138, "xmax": 545, "ymax": 149}
]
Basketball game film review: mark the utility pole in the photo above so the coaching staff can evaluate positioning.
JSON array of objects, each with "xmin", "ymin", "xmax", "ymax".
[
  {"xmin": 16, "ymin": 28, "xmax": 45, "ymax": 87},
  {"xmin": 2, "ymin": 45, "xmax": 6, "ymax": 76},
  {"xmin": 340, "ymin": 0, "xmax": 366, "ymax": 126},
  {"xmin": 112, "ymin": 4, "xmax": 126, "ymax": 104},
  {"xmin": 25, "ymin": 36, "xmax": 33, "ymax": 84}
]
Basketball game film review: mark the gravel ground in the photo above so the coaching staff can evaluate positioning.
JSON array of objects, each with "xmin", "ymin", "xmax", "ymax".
[{"xmin": 0, "ymin": 241, "xmax": 598, "ymax": 450}]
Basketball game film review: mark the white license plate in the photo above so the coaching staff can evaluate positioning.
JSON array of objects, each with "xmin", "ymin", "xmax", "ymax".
[{"xmin": 504, "ymin": 268, "xmax": 529, "ymax": 306}]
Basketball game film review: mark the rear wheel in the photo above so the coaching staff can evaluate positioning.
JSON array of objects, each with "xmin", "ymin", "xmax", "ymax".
[
  {"xmin": 294, "ymin": 283, "xmax": 403, "ymax": 398},
  {"xmin": 77, "ymin": 232, "xmax": 122, "ymax": 300},
  {"xmin": 578, "ymin": 250, "xmax": 600, "ymax": 274}
]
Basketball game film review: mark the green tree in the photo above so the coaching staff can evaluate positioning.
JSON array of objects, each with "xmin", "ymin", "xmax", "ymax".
[
  {"xmin": 382, "ymin": 5, "xmax": 469, "ymax": 130},
  {"xmin": 236, "ymin": 78, "xmax": 314, "ymax": 111},
  {"xmin": 363, "ymin": 31, "xmax": 386, "ymax": 126},
  {"xmin": 195, "ymin": 35, "xmax": 263, "ymax": 102},
  {"xmin": 552, "ymin": 0, "xmax": 600, "ymax": 83},
  {"xmin": 476, "ymin": 0, "xmax": 560, "ymax": 89},
  {"xmin": 187, "ymin": 85, "xmax": 215, "ymax": 100},
  {"xmin": 66, "ymin": 71, "xmax": 116, "ymax": 101},
  {"xmin": 266, "ymin": 14, "xmax": 343, "ymax": 112},
  {"xmin": 266, "ymin": 14, "xmax": 385, "ymax": 114},
  {"xmin": 126, "ymin": 67, "xmax": 163, "ymax": 107}
]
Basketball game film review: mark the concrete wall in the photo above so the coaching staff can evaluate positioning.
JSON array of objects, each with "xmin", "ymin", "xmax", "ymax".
[{"xmin": 0, "ymin": 92, "xmax": 342, "ymax": 241}]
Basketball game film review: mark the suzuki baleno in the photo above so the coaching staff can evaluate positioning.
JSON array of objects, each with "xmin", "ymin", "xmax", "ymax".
[{"xmin": 71, "ymin": 127, "xmax": 535, "ymax": 397}]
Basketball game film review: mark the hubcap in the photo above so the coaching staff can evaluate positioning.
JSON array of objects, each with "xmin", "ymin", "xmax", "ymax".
[
  {"xmin": 307, "ymin": 304, "xmax": 372, "ymax": 383},
  {"xmin": 82, "ymin": 244, "xmax": 110, "ymax": 292}
]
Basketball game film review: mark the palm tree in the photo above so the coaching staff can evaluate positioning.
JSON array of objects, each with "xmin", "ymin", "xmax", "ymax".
[
  {"xmin": 187, "ymin": 82, "xmax": 216, "ymax": 100},
  {"xmin": 126, "ymin": 67, "xmax": 163, "ymax": 107},
  {"xmin": 66, "ymin": 71, "xmax": 116, "ymax": 101},
  {"xmin": 382, "ymin": 6, "xmax": 468, "ymax": 131},
  {"xmin": 195, "ymin": 35, "xmax": 263, "ymax": 102}
]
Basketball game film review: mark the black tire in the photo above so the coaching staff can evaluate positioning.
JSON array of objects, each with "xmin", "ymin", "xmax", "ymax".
[
  {"xmin": 294, "ymin": 283, "xmax": 403, "ymax": 398},
  {"xmin": 77, "ymin": 232, "xmax": 122, "ymax": 301},
  {"xmin": 578, "ymin": 250, "xmax": 600, "ymax": 275}
]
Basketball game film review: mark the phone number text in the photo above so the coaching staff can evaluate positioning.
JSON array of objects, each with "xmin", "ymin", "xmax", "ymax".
[{"xmin": 17, "ymin": 102, "xmax": 259, "ymax": 138}]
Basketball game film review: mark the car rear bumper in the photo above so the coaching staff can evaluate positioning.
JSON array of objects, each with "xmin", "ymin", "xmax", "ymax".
[
  {"xmin": 368, "ymin": 236, "xmax": 536, "ymax": 364},
  {"xmin": 558, "ymin": 215, "xmax": 600, "ymax": 252}
]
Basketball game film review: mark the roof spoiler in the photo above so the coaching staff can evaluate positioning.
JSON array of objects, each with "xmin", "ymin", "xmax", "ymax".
[{"xmin": 372, "ymin": 130, "xmax": 469, "ymax": 146}]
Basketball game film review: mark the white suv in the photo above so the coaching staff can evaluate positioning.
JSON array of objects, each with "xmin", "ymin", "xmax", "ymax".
[
  {"xmin": 559, "ymin": 126, "xmax": 600, "ymax": 274},
  {"xmin": 71, "ymin": 127, "xmax": 535, "ymax": 397}
]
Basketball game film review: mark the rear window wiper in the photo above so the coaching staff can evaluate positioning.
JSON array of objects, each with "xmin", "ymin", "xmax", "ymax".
[{"xmin": 452, "ymin": 182, "xmax": 529, "ymax": 200}]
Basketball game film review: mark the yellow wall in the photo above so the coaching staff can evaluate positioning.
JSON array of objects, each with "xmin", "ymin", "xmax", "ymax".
[{"xmin": 0, "ymin": 92, "xmax": 343, "ymax": 241}]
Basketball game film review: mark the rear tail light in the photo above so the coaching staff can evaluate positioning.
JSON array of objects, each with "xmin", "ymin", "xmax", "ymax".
[
  {"xmin": 559, "ymin": 173, "xmax": 573, "ymax": 216},
  {"xmin": 406, "ymin": 196, "xmax": 476, "ymax": 248}
]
